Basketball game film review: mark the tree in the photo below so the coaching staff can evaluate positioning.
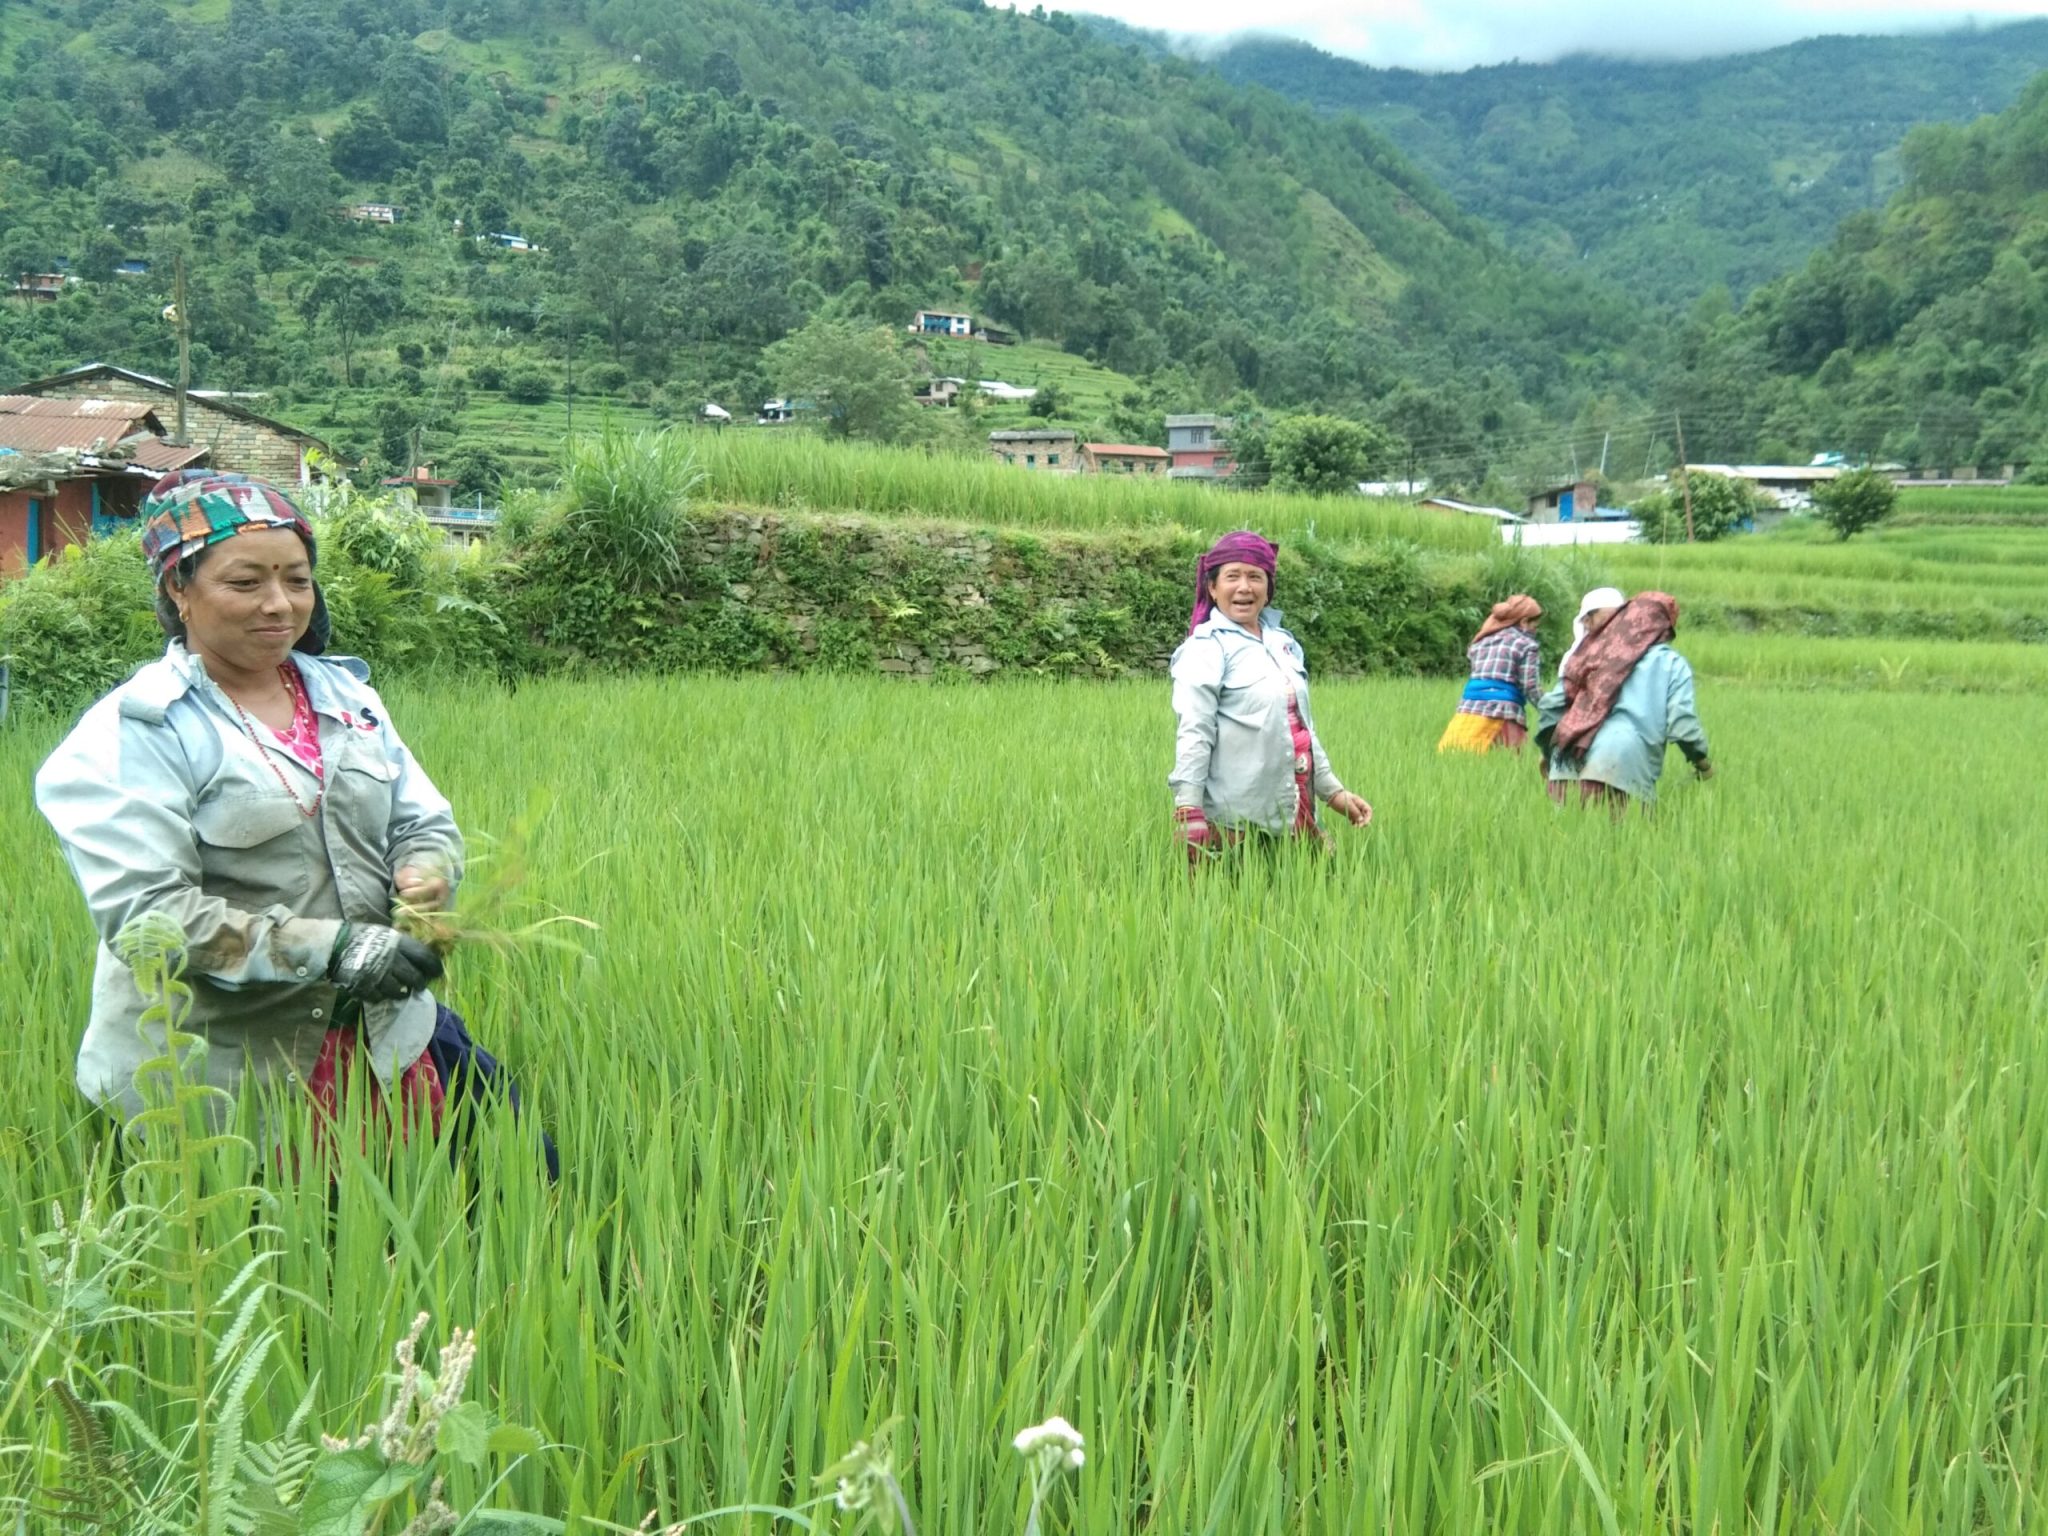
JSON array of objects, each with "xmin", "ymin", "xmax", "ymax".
[
  {"xmin": 1632, "ymin": 471, "xmax": 1768, "ymax": 543},
  {"xmin": 298, "ymin": 264, "xmax": 402, "ymax": 386},
  {"xmin": 1811, "ymin": 467, "xmax": 1898, "ymax": 540},
  {"xmin": 761, "ymin": 319, "xmax": 917, "ymax": 440},
  {"xmin": 1267, "ymin": 413, "xmax": 1393, "ymax": 496}
]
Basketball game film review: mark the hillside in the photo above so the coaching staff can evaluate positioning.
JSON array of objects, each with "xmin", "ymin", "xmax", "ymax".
[
  {"xmin": 1660, "ymin": 70, "xmax": 2048, "ymax": 470},
  {"xmin": 1205, "ymin": 23, "xmax": 2048, "ymax": 309},
  {"xmin": 0, "ymin": 0, "xmax": 1648, "ymax": 485}
]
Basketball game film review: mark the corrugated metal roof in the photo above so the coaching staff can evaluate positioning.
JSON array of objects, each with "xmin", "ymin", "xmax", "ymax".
[
  {"xmin": 0, "ymin": 417, "xmax": 155, "ymax": 453},
  {"xmin": 129, "ymin": 439, "xmax": 208, "ymax": 472},
  {"xmin": 0, "ymin": 394, "xmax": 159, "ymax": 423}
]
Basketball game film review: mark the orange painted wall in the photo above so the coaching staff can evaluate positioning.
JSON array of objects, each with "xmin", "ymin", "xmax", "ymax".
[{"xmin": 0, "ymin": 480, "xmax": 97, "ymax": 575}]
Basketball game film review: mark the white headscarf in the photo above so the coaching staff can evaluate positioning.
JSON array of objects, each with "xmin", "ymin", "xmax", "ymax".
[{"xmin": 1560, "ymin": 586, "xmax": 1626, "ymax": 672}]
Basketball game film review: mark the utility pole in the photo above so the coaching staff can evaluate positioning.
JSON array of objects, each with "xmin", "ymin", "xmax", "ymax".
[
  {"xmin": 563, "ymin": 305, "xmax": 575, "ymax": 437},
  {"xmin": 1599, "ymin": 430, "xmax": 1610, "ymax": 476},
  {"xmin": 1674, "ymin": 412, "xmax": 1696, "ymax": 543},
  {"xmin": 173, "ymin": 252, "xmax": 191, "ymax": 446}
]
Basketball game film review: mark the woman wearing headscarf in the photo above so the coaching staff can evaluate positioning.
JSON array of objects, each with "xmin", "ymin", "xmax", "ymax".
[
  {"xmin": 1168, "ymin": 530, "xmax": 1372, "ymax": 864},
  {"xmin": 1534, "ymin": 590, "xmax": 1712, "ymax": 809},
  {"xmin": 1558, "ymin": 586, "xmax": 1626, "ymax": 674},
  {"xmin": 1437, "ymin": 594, "xmax": 1543, "ymax": 753},
  {"xmin": 35, "ymin": 471, "xmax": 550, "ymax": 1172}
]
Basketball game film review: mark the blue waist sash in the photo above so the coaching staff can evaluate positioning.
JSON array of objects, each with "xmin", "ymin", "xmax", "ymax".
[{"xmin": 1462, "ymin": 678, "xmax": 1524, "ymax": 706}]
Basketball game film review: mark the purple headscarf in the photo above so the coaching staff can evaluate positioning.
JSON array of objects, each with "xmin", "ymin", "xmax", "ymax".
[{"xmin": 1188, "ymin": 531, "xmax": 1279, "ymax": 634}]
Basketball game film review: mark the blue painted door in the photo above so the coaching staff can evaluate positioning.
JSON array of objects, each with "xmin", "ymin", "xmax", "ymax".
[
  {"xmin": 1559, "ymin": 490, "xmax": 1575, "ymax": 522},
  {"xmin": 25, "ymin": 497, "xmax": 41, "ymax": 563}
]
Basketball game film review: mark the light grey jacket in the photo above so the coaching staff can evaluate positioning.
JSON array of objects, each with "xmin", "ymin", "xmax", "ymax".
[
  {"xmin": 1168, "ymin": 611, "xmax": 1346, "ymax": 834},
  {"xmin": 34, "ymin": 644, "xmax": 463, "ymax": 1118}
]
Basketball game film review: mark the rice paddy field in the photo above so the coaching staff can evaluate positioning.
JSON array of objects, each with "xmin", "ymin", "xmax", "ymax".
[{"xmin": 4, "ymin": 670, "xmax": 2045, "ymax": 1532}]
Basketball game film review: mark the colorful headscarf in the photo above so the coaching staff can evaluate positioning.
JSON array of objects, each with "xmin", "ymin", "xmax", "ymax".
[
  {"xmin": 142, "ymin": 471, "xmax": 316, "ymax": 585},
  {"xmin": 1474, "ymin": 594, "xmax": 1542, "ymax": 643},
  {"xmin": 142, "ymin": 471, "xmax": 330, "ymax": 655},
  {"xmin": 1188, "ymin": 530, "xmax": 1279, "ymax": 634},
  {"xmin": 1553, "ymin": 591, "xmax": 1679, "ymax": 760}
]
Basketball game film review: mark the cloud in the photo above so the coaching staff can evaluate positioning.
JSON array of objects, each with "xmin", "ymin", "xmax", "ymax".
[{"xmin": 1077, "ymin": 0, "xmax": 2048, "ymax": 69}]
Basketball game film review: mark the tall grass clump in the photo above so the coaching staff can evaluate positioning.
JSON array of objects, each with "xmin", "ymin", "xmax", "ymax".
[{"xmin": 550, "ymin": 423, "xmax": 702, "ymax": 588}]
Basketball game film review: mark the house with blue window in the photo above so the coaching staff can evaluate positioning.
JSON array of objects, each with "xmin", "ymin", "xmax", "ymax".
[{"xmin": 910, "ymin": 309, "xmax": 974, "ymax": 338}]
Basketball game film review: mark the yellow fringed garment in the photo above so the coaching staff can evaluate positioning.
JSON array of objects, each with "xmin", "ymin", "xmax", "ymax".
[{"xmin": 1437, "ymin": 714, "xmax": 1505, "ymax": 754}]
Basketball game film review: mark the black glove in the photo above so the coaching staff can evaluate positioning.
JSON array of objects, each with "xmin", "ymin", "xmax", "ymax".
[{"xmin": 328, "ymin": 923, "xmax": 444, "ymax": 1002}]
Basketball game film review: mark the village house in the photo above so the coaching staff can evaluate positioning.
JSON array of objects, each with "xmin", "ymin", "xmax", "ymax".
[
  {"xmin": 907, "ymin": 309, "xmax": 1015, "ymax": 345},
  {"xmin": 1166, "ymin": 415, "xmax": 1234, "ymax": 480},
  {"xmin": 4, "ymin": 363, "xmax": 334, "ymax": 484},
  {"xmin": 910, "ymin": 309, "xmax": 974, "ymax": 338},
  {"xmin": 915, "ymin": 377, "xmax": 967, "ymax": 407},
  {"xmin": 349, "ymin": 202, "xmax": 402, "ymax": 224},
  {"xmin": 1525, "ymin": 478, "xmax": 1603, "ymax": 523},
  {"xmin": 0, "ymin": 396, "xmax": 208, "ymax": 573},
  {"xmin": 11, "ymin": 272, "xmax": 76, "ymax": 302},
  {"xmin": 1682, "ymin": 463, "xmax": 1841, "ymax": 511},
  {"xmin": 380, "ymin": 464, "xmax": 458, "ymax": 515},
  {"xmin": 1080, "ymin": 443, "xmax": 1168, "ymax": 475},
  {"xmin": 989, "ymin": 429, "xmax": 1078, "ymax": 472}
]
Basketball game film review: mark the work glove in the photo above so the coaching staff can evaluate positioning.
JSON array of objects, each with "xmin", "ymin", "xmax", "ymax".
[
  {"xmin": 328, "ymin": 923, "xmax": 444, "ymax": 1003},
  {"xmin": 1174, "ymin": 805, "xmax": 1217, "ymax": 867}
]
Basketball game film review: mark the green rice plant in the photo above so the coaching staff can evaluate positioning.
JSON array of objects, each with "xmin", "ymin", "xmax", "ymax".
[
  {"xmin": 679, "ymin": 428, "xmax": 1497, "ymax": 551},
  {"xmin": 5, "ymin": 673, "xmax": 2046, "ymax": 1533}
]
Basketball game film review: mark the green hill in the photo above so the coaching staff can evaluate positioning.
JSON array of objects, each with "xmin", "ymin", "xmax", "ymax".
[
  {"xmin": 1660, "ymin": 70, "xmax": 2048, "ymax": 469},
  {"xmin": 1206, "ymin": 23, "xmax": 2048, "ymax": 310},
  {"xmin": 0, "ymin": 0, "xmax": 1647, "ymax": 484}
]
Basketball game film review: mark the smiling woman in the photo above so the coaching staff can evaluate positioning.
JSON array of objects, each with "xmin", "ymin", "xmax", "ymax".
[
  {"xmin": 31, "ymin": 472, "xmax": 550, "ymax": 1175},
  {"xmin": 1167, "ymin": 529, "xmax": 1372, "ymax": 863}
]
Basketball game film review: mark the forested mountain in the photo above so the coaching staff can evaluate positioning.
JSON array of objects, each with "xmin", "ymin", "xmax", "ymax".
[
  {"xmin": 0, "ymin": 0, "xmax": 1648, "ymax": 482},
  {"xmin": 1205, "ymin": 23, "xmax": 2048, "ymax": 309},
  {"xmin": 1663, "ymin": 71, "xmax": 2048, "ymax": 470}
]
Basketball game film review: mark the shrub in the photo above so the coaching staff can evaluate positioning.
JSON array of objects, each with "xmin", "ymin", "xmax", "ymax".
[
  {"xmin": 1634, "ymin": 471, "xmax": 1769, "ymax": 543},
  {"xmin": 587, "ymin": 361, "xmax": 630, "ymax": 394},
  {"xmin": 1812, "ymin": 468, "xmax": 1899, "ymax": 540},
  {"xmin": 504, "ymin": 367, "xmax": 553, "ymax": 404},
  {"xmin": 0, "ymin": 534, "xmax": 164, "ymax": 719},
  {"xmin": 470, "ymin": 360, "xmax": 506, "ymax": 391}
]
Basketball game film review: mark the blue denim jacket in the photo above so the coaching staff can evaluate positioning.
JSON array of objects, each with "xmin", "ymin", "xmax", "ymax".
[
  {"xmin": 34, "ymin": 644, "xmax": 463, "ymax": 1117},
  {"xmin": 1169, "ymin": 611, "xmax": 1347, "ymax": 834}
]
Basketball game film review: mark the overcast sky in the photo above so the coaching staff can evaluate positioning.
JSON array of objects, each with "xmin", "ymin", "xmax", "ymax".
[{"xmin": 1076, "ymin": 0, "xmax": 2048, "ymax": 70}]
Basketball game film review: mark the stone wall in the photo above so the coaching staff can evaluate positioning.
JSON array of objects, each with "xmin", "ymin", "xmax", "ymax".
[{"xmin": 508, "ymin": 509, "xmax": 1515, "ymax": 682}]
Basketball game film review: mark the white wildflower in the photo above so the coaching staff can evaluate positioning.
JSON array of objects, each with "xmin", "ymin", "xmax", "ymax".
[{"xmin": 1011, "ymin": 1415, "xmax": 1084, "ymax": 1460}]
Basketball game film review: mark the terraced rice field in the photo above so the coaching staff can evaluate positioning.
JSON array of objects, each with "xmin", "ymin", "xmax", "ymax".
[{"xmin": 5, "ymin": 673, "xmax": 2043, "ymax": 1531}]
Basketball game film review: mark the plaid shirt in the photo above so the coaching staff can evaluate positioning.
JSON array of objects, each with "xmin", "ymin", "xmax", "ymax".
[{"xmin": 1457, "ymin": 628, "xmax": 1541, "ymax": 720}]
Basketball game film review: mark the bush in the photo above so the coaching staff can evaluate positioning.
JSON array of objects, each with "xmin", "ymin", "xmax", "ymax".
[
  {"xmin": 1812, "ymin": 468, "xmax": 1898, "ymax": 540},
  {"xmin": 503, "ymin": 367, "xmax": 552, "ymax": 404},
  {"xmin": 0, "ymin": 534, "xmax": 165, "ymax": 719},
  {"xmin": 469, "ymin": 360, "xmax": 506, "ymax": 391},
  {"xmin": 1633, "ymin": 471, "xmax": 1770, "ymax": 543},
  {"xmin": 587, "ymin": 361, "xmax": 630, "ymax": 394},
  {"xmin": 318, "ymin": 485, "xmax": 437, "ymax": 589}
]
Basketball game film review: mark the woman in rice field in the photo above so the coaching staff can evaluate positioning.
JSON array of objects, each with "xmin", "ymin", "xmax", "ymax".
[
  {"xmin": 1437, "ymin": 594, "xmax": 1545, "ymax": 753},
  {"xmin": 1534, "ymin": 589, "xmax": 1713, "ymax": 810},
  {"xmin": 1168, "ymin": 530, "xmax": 1373, "ymax": 865},
  {"xmin": 35, "ymin": 471, "xmax": 552, "ymax": 1174}
]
